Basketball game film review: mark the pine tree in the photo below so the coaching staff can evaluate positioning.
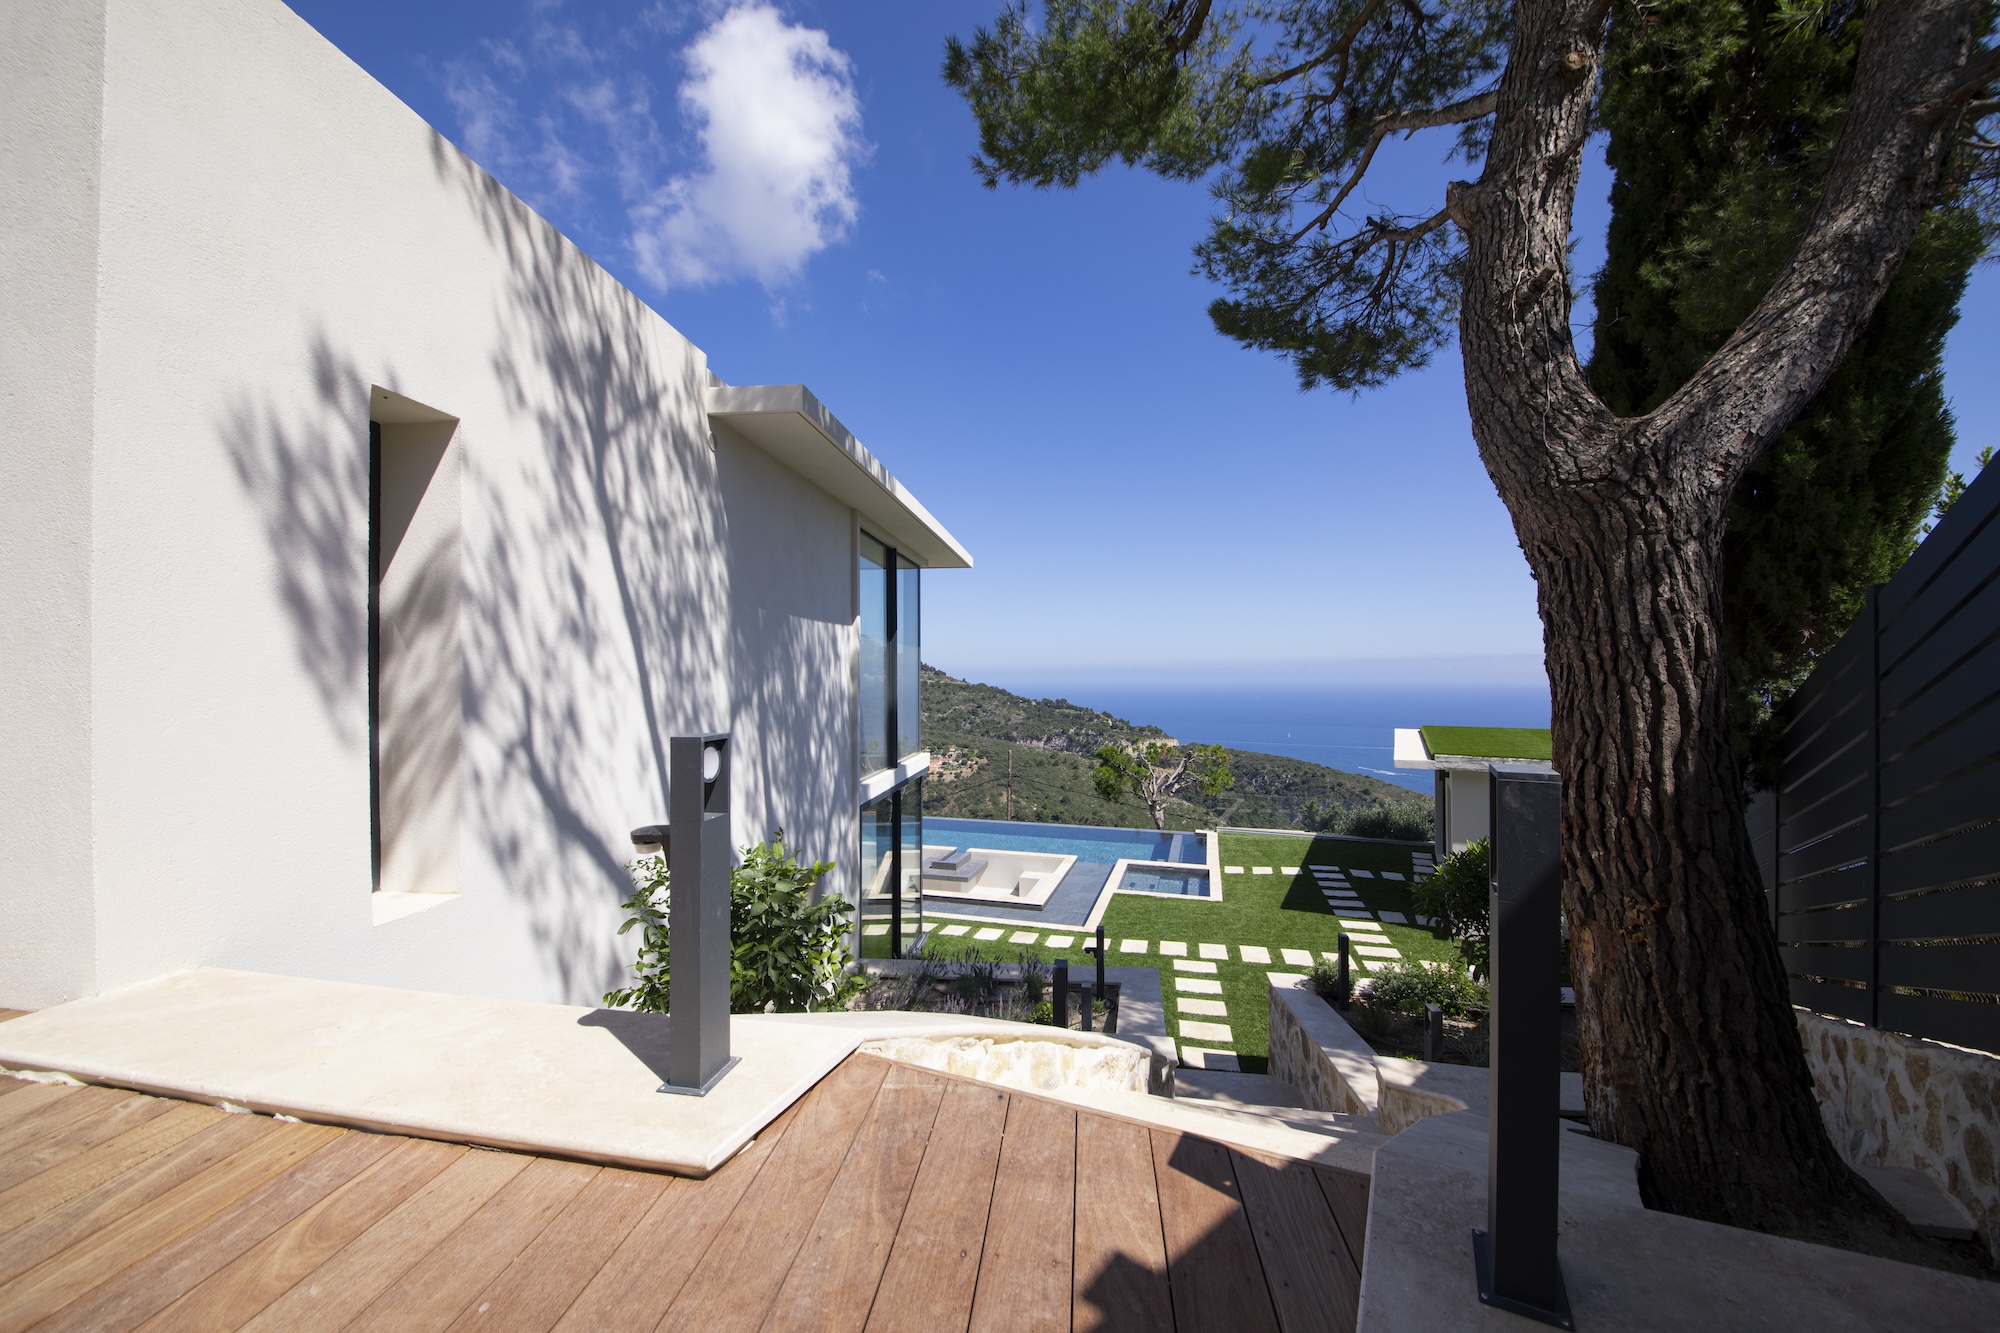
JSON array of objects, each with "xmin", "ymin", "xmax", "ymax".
[{"xmin": 1587, "ymin": 0, "xmax": 1985, "ymax": 784}]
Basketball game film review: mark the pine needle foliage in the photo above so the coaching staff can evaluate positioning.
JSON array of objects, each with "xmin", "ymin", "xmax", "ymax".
[{"xmin": 1586, "ymin": 0, "xmax": 1988, "ymax": 784}]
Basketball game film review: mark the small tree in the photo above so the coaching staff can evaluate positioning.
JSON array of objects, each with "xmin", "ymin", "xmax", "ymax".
[
  {"xmin": 604, "ymin": 831, "xmax": 861, "ymax": 1015},
  {"xmin": 1093, "ymin": 740, "xmax": 1232, "ymax": 830},
  {"xmin": 1413, "ymin": 838, "xmax": 1491, "ymax": 975}
]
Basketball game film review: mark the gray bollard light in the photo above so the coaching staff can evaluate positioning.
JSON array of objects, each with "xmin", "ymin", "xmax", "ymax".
[
  {"xmin": 661, "ymin": 733, "xmax": 738, "ymax": 1096},
  {"xmin": 1054, "ymin": 959, "xmax": 1070, "ymax": 1030},
  {"xmin": 1473, "ymin": 762, "xmax": 1571, "ymax": 1328},
  {"xmin": 1336, "ymin": 934, "xmax": 1351, "ymax": 1009}
]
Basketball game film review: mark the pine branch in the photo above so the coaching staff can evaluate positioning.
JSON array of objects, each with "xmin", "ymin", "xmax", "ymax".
[{"xmin": 1288, "ymin": 91, "xmax": 1497, "ymax": 243}]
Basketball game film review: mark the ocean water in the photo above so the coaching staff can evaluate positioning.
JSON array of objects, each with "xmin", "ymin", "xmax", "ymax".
[{"xmin": 981, "ymin": 682, "xmax": 1552, "ymax": 794}]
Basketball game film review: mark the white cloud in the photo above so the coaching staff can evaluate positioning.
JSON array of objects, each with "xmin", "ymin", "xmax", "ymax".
[{"xmin": 630, "ymin": 4, "xmax": 866, "ymax": 290}]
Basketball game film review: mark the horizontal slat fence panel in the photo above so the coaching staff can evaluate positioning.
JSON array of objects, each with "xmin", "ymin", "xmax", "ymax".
[{"xmin": 1762, "ymin": 459, "xmax": 2000, "ymax": 1054}]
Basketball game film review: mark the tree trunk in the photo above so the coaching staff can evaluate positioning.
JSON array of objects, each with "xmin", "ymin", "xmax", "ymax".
[{"xmin": 1450, "ymin": 0, "xmax": 1989, "ymax": 1226}]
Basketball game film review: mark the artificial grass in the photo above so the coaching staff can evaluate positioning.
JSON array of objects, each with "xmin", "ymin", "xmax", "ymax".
[
  {"xmin": 876, "ymin": 831, "xmax": 1462, "ymax": 1074},
  {"xmin": 1418, "ymin": 725, "xmax": 1552, "ymax": 761}
]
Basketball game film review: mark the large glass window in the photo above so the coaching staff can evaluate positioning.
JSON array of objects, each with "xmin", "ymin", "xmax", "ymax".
[
  {"xmin": 896, "ymin": 556, "xmax": 921, "ymax": 761},
  {"xmin": 858, "ymin": 534, "xmax": 889, "ymax": 775},
  {"xmin": 858, "ymin": 779, "xmax": 923, "ymax": 959}
]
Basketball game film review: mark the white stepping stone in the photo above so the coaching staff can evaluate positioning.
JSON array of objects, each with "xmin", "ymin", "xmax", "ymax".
[
  {"xmin": 1045, "ymin": 934, "xmax": 1074, "ymax": 949},
  {"xmin": 1180, "ymin": 1020, "xmax": 1233, "ymax": 1043},
  {"xmin": 1307, "ymin": 864, "xmax": 1338, "ymax": 872},
  {"xmin": 1378, "ymin": 911, "xmax": 1409, "ymax": 925},
  {"xmin": 1120, "ymin": 939, "xmax": 1148, "ymax": 954},
  {"xmin": 1281, "ymin": 866, "xmax": 1301, "ymax": 875},
  {"xmin": 973, "ymin": 928, "xmax": 1004, "ymax": 941},
  {"xmin": 1350, "ymin": 869, "xmax": 1376, "ymax": 878},
  {"xmin": 1158, "ymin": 941, "xmax": 1189, "ymax": 956},
  {"xmin": 1173, "ymin": 959, "xmax": 1218, "ymax": 974},
  {"xmin": 1355, "ymin": 944, "xmax": 1402, "ymax": 959},
  {"xmin": 1223, "ymin": 865, "xmax": 1245, "ymax": 874},
  {"xmin": 1198, "ymin": 943, "xmax": 1229, "ymax": 960},
  {"xmin": 1280, "ymin": 948, "xmax": 1314, "ymax": 967},
  {"xmin": 1177, "ymin": 997, "xmax": 1229, "ymax": 1017},
  {"xmin": 1174, "ymin": 977, "xmax": 1223, "ymax": 994},
  {"xmin": 1339, "ymin": 922, "xmax": 1388, "ymax": 935},
  {"xmin": 1251, "ymin": 866, "xmax": 1273, "ymax": 875},
  {"xmin": 1238, "ymin": 945, "xmax": 1272, "ymax": 964},
  {"xmin": 939, "ymin": 924, "xmax": 970, "ymax": 937},
  {"xmin": 1009, "ymin": 931, "xmax": 1039, "ymax": 944},
  {"xmin": 863, "ymin": 923, "xmax": 890, "ymax": 936},
  {"xmin": 1181, "ymin": 1048, "xmax": 1240, "ymax": 1072},
  {"xmin": 1381, "ymin": 871, "xmax": 1406, "ymax": 881}
]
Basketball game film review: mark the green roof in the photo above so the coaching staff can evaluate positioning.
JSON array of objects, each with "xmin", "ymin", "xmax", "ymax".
[{"xmin": 1420, "ymin": 726, "xmax": 1552, "ymax": 761}]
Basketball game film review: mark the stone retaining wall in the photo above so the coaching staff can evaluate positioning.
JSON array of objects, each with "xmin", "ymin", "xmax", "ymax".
[
  {"xmin": 1266, "ymin": 976, "xmax": 1377, "ymax": 1117},
  {"xmin": 1798, "ymin": 1009, "xmax": 2000, "ymax": 1262}
]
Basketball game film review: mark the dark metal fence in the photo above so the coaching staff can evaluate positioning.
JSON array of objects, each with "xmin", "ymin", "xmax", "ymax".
[{"xmin": 1748, "ymin": 459, "xmax": 2000, "ymax": 1055}]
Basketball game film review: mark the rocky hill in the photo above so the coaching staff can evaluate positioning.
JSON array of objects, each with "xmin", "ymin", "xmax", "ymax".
[{"xmin": 919, "ymin": 665, "xmax": 1422, "ymax": 832}]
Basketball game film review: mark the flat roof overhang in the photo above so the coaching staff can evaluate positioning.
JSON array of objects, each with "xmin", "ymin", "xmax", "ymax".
[{"xmin": 705, "ymin": 381, "xmax": 972, "ymax": 570}]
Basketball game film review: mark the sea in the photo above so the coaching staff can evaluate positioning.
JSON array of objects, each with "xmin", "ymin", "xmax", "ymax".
[{"xmin": 979, "ymin": 681, "xmax": 1552, "ymax": 795}]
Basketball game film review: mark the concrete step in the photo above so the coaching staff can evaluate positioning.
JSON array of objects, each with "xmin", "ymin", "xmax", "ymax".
[{"xmin": 1173, "ymin": 1068, "xmax": 1309, "ymax": 1112}]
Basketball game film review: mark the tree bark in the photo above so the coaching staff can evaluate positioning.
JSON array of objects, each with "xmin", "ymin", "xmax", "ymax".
[{"xmin": 1452, "ymin": 0, "xmax": 1989, "ymax": 1225}]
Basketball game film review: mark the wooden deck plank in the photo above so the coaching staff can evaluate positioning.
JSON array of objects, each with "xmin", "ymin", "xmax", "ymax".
[
  {"xmin": 0, "ymin": 1120, "xmax": 339, "ymax": 1332},
  {"xmin": 236, "ymin": 1142, "xmax": 529, "ymax": 1333},
  {"xmin": 1152, "ymin": 1130, "xmax": 1280, "ymax": 1333},
  {"xmin": 863, "ymin": 1079, "xmax": 1011, "ymax": 1333},
  {"xmin": 659, "ymin": 1052, "xmax": 892, "ymax": 1333},
  {"xmin": 345, "ymin": 1155, "xmax": 599, "ymax": 1332},
  {"xmin": 443, "ymin": 1164, "xmax": 669, "ymax": 1332},
  {"xmin": 0, "ymin": 1092, "xmax": 177, "ymax": 1195},
  {"xmin": 1312, "ymin": 1167, "xmax": 1369, "ymax": 1274},
  {"xmin": 1072, "ymin": 1113, "xmax": 1173, "ymax": 1333},
  {"xmin": 0, "ymin": 1084, "xmax": 113, "ymax": 1157},
  {"xmin": 138, "ymin": 1137, "xmax": 465, "ymax": 1332},
  {"xmin": 0, "ymin": 1075, "xmax": 36, "ymax": 1099},
  {"xmin": 763, "ymin": 1063, "xmax": 948, "ymax": 1333},
  {"xmin": 1232, "ymin": 1148, "xmax": 1358, "ymax": 1333},
  {"xmin": 32, "ymin": 1130, "xmax": 393, "ymax": 1332},
  {"xmin": 968, "ymin": 1093, "xmax": 1077, "ymax": 1333},
  {"xmin": 0, "ymin": 1103, "xmax": 224, "ymax": 1236},
  {"xmin": 0, "ymin": 1111, "xmax": 273, "ymax": 1286},
  {"xmin": 549, "ymin": 1103, "xmax": 804, "ymax": 1333}
]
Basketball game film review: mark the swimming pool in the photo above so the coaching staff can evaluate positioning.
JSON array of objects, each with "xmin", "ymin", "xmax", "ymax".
[
  {"xmin": 1118, "ymin": 865, "xmax": 1212, "ymax": 897},
  {"xmin": 924, "ymin": 817, "xmax": 1206, "ymax": 866}
]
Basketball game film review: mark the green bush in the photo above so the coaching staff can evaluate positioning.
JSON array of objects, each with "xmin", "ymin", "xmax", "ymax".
[
  {"xmin": 1338, "ymin": 800, "xmax": 1434, "ymax": 841},
  {"xmin": 1305, "ymin": 956, "xmax": 1349, "ymax": 1006},
  {"xmin": 603, "ymin": 831, "xmax": 861, "ymax": 1015},
  {"xmin": 1359, "ymin": 959, "xmax": 1487, "ymax": 1017},
  {"xmin": 1412, "ymin": 839, "xmax": 1490, "ymax": 974}
]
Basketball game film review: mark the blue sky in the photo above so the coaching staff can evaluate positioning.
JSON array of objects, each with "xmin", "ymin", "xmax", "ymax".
[{"xmin": 287, "ymin": 0, "xmax": 1998, "ymax": 696}]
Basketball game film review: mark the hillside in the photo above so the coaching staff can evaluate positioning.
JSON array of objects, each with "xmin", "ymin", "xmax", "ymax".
[{"xmin": 919, "ymin": 665, "xmax": 1421, "ymax": 831}]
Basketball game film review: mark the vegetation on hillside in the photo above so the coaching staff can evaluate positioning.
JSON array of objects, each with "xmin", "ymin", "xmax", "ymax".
[{"xmin": 920, "ymin": 665, "xmax": 1419, "ymax": 831}]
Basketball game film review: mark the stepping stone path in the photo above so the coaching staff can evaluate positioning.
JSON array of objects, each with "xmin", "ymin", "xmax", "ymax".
[
  {"xmin": 1223, "ymin": 865, "xmax": 1245, "ymax": 874},
  {"xmin": 1378, "ymin": 911, "xmax": 1409, "ymax": 925},
  {"xmin": 1251, "ymin": 866, "xmax": 1273, "ymax": 875},
  {"xmin": 1281, "ymin": 866, "xmax": 1301, "ymax": 875},
  {"xmin": 1177, "ymin": 997, "xmax": 1228, "ymax": 1017},
  {"xmin": 1280, "ymin": 948, "xmax": 1314, "ymax": 967},
  {"xmin": 1009, "ymin": 931, "xmax": 1038, "ymax": 944},
  {"xmin": 1173, "ymin": 960, "xmax": 1217, "ymax": 974},
  {"xmin": 1181, "ymin": 1048, "xmax": 1240, "ymax": 1072},
  {"xmin": 1045, "ymin": 935, "xmax": 1074, "ymax": 948},
  {"xmin": 1199, "ymin": 943, "xmax": 1229, "ymax": 960},
  {"xmin": 1174, "ymin": 977, "xmax": 1223, "ymax": 994},
  {"xmin": 1181, "ymin": 1020, "xmax": 1233, "ymax": 1044},
  {"xmin": 1159, "ymin": 941, "xmax": 1188, "ymax": 956},
  {"xmin": 1349, "ymin": 869, "xmax": 1375, "ymax": 879},
  {"xmin": 863, "ymin": 923, "xmax": 890, "ymax": 937},
  {"xmin": 1238, "ymin": 945, "xmax": 1272, "ymax": 964},
  {"xmin": 1354, "ymin": 943, "xmax": 1401, "ymax": 960},
  {"xmin": 1380, "ymin": 871, "xmax": 1405, "ymax": 881},
  {"xmin": 973, "ymin": 928, "xmax": 1004, "ymax": 941},
  {"xmin": 1120, "ymin": 939, "xmax": 1147, "ymax": 954},
  {"xmin": 938, "ymin": 924, "xmax": 970, "ymax": 937}
]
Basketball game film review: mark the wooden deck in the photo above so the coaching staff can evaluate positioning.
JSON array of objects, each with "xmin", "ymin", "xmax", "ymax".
[{"xmin": 0, "ymin": 1049, "xmax": 1367, "ymax": 1332}]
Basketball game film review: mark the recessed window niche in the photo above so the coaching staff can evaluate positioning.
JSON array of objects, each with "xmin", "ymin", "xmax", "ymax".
[{"xmin": 368, "ymin": 386, "xmax": 462, "ymax": 918}]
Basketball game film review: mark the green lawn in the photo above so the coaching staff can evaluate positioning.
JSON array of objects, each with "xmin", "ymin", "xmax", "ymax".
[
  {"xmin": 875, "ymin": 831, "xmax": 1458, "ymax": 1074},
  {"xmin": 1417, "ymin": 725, "xmax": 1552, "ymax": 761}
]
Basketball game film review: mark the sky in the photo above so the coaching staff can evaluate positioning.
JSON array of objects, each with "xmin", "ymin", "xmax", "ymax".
[{"xmin": 285, "ymin": 0, "xmax": 2000, "ymax": 699}]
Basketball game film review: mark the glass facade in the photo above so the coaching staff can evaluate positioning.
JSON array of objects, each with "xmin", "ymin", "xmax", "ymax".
[
  {"xmin": 858, "ymin": 534, "xmax": 890, "ymax": 775},
  {"xmin": 858, "ymin": 780, "xmax": 923, "ymax": 958},
  {"xmin": 896, "ymin": 556, "xmax": 921, "ymax": 762}
]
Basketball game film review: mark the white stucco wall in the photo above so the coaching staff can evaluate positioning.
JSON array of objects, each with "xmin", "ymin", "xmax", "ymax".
[
  {"xmin": 0, "ymin": 0, "xmax": 106, "ymax": 1009},
  {"xmin": 1, "ymin": 0, "xmax": 877, "ymax": 1010}
]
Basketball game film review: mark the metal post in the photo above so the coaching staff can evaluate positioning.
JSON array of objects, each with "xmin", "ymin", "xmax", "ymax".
[
  {"xmin": 1054, "ymin": 959, "xmax": 1069, "ymax": 1030},
  {"xmin": 889, "ymin": 787, "xmax": 904, "ymax": 960},
  {"xmin": 1094, "ymin": 925, "xmax": 1107, "ymax": 998},
  {"xmin": 1080, "ymin": 983, "xmax": 1093, "ymax": 1033},
  {"xmin": 1425, "ymin": 1003, "xmax": 1444, "ymax": 1062},
  {"xmin": 1472, "ymin": 762, "xmax": 1570, "ymax": 1327},
  {"xmin": 662, "ymin": 733, "xmax": 739, "ymax": 1096},
  {"xmin": 1336, "ymin": 934, "xmax": 1351, "ymax": 1009}
]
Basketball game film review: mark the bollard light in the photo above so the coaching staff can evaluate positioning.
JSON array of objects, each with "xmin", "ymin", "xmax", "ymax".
[{"xmin": 659, "ymin": 732, "xmax": 738, "ymax": 1097}]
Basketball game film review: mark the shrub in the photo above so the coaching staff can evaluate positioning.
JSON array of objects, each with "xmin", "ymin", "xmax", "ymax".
[
  {"xmin": 1359, "ymin": 959, "xmax": 1487, "ymax": 1017},
  {"xmin": 1339, "ymin": 800, "xmax": 1435, "ymax": 841},
  {"xmin": 1346, "ymin": 1003, "xmax": 1395, "ymax": 1043},
  {"xmin": 603, "ymin": 831, "xmax": 861, "ymax": 1015},
  {"xmin": 1305, "ymin": 956, "xmax": 1348, "ymax": 1006},
  {"xmin": 1413, "ymin": 839, "xmax": 1490, "ymax": 974}
]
